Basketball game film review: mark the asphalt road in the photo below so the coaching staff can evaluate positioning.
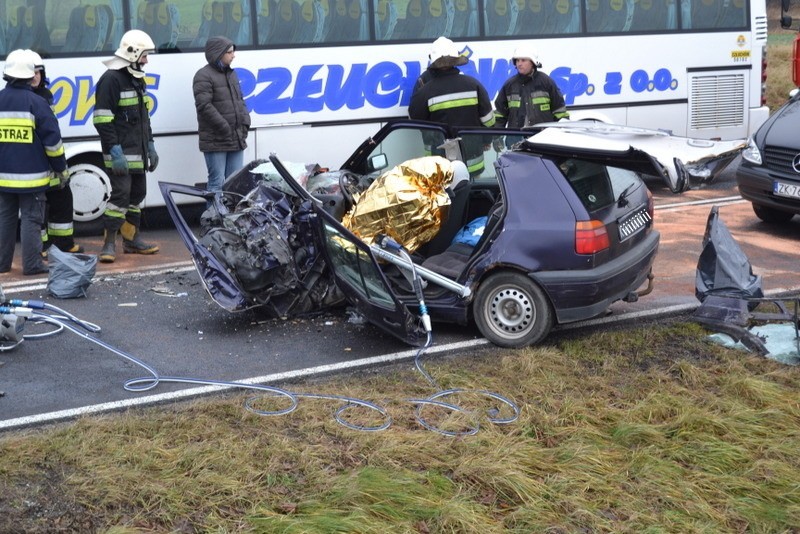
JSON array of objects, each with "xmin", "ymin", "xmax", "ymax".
[{"xmin": 1, "ymin": 157, "xmax": 798, "ymax": 430}]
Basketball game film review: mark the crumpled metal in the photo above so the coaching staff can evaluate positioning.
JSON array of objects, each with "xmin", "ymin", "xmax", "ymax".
[{"xmin": 342, "ymin": 156, "xmax": 456, "ymax": 253}]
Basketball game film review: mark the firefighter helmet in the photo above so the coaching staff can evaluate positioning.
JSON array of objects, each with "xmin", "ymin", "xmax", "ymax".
[
  {"xmin": 3, "ymin": 49, "xmax": 36, "ymax": 80},
  {"xmin": 428, "ymin": 36, "xmax": 468, "ymax": 69},
  {"xmin": 511, "ymin": 46, "xmax": 542, "ymax": 69},
  {"xmin": 114, "ymin": 30, "xmax": 156, "ymax": 63}
]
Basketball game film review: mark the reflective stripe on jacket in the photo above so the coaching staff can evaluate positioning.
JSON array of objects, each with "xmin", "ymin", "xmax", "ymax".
[
  {"xmin": 92, "ymin": 68, "xmax": 152, "ymax": 174},
  {"xmin": 494, "ymin": 71, "xmax": 569, "ymax": 128},
  {"xmin": 0, "ymin": 81, "xmax": 66, "ymax": 193}
]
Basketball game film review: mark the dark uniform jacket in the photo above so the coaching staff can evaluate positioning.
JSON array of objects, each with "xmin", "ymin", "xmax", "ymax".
[
  {"xmin": 0, "ymin": 80, "xmax": 67, "ymax": 192},
  {"xmin": 408, "ymin": 68, "xmax": 495, "ymax": 175},
  {"xmin": 494, "ymin": 71, "xmax": 569, "ymax": 128},
  {"xmin": 192, "ymin": 36, "xmax": 250, "ymax": 153},
  {"xmin": 92, "ymin": 68, "xmax": 153, "ymax": 174},
  {"xmin": 408, "ymin": 68, "xmax": 495, "ymax": 128}
]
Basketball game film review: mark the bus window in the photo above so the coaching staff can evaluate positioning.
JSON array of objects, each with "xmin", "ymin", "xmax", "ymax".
[
  {"xmin": 514, "ymin": 0, "xmax": 580, "ymax": 35},
  {"xmin": 451, "ymin": 0, "xmax": 479, "ymax": 38},
  {"xmin": 681, "ymin": 0, "xmax": 747, "ymax": 30},
  {"xmin": 392, "ymin": 0, "xmax": 444, "ymax": 40},
  {"xmin": 513, "ymin": 0, "xmax": 554, "ymax": 36},
  {"xmin": 133, "ymin": 0, "xmax": 180, "ymax": 49},
  {"xmin": 259, "ymin": 0, "xmax": 325, "ymax": 44},
  {"xmin": 186, "ymin": 0, "xmax": 253, "ymax": 47},
  {"xmin": 323, "ymin": 0, "xmax": 369, "ymax": 42},
  {"xmin": 4, "ymin": 0, "xmax": 51, "ymax": 54},
  {"xmin": 374, "ymin": 0, "xmax": 399, "ymax": 39},
  {"xmin": 629, "ymin": 0, "xmax": 677, "ymax": 32},
  {"xmin": 483, "ymin": 0, "xmax": 518, "ymax": 36},
  {"xmin": 56, "ymin": 2, "xmax": 121, "ymax": 53},
  {"xmin": 585, "ymin": 0, "xmax": 634, "ymax": 33}
]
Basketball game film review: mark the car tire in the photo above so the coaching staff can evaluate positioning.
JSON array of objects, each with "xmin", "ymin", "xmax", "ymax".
[
  {"xmin": 752, "ymin": 203, "xmax": 794, "ymax": 223},
  {"xmin": 474, "ymin": 271, "xmax": 553, "ymax": 348}
]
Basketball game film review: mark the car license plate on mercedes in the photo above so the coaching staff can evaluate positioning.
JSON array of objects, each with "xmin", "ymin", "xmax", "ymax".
[{"xmin": 773, "ymin": 181, "xmax": 800, "ymax": 200}]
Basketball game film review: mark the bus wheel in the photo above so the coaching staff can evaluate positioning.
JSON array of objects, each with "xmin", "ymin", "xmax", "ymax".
[{"xmin": 69, "ymin": 156, "xmax": 112, "ymax": 224}]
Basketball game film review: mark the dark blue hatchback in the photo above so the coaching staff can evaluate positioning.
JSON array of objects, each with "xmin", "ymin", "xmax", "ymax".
[{"xmin": 162, "ymin": 120, "xmax": 662, "ymax": 348}]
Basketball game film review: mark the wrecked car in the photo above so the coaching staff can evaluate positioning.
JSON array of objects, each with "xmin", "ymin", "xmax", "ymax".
[{"xmin": 161, "ymin": 120, "xmax": 739, "ymax": 348}]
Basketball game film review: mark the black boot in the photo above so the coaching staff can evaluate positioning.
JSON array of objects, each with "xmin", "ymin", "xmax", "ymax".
[
  {"xmin": 99, "ymin": 230, "xmax": 117, "ymax": 263},
  {"xmin": 120, "ymin": 221, "xmax": 159, "ymax": 255}
]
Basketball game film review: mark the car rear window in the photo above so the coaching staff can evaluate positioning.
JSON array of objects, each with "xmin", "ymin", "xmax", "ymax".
[{"xmin": 559, "ymin": 159, "xmax": 640, "ymax": 212}]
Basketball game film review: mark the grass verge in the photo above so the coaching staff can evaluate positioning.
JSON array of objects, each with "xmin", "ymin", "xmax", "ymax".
[{"xmin": 1, "ymin": 319, "xmax": 799, "ymax": 532}]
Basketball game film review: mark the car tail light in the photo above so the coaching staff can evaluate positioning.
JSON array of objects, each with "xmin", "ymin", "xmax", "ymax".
[
  {"xmin": 646, "ymin": 188, "xmax": 654, "ymax": 220},
  {"xmin": 575, "ymin": 220, "xmax": 610, "ymax": 254}
]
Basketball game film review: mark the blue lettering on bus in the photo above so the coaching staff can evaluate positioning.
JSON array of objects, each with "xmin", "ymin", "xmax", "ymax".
[
  {"xmin": 604, "ymin": 72, "xmax": 623, "ymax": 95},
  {"xmin": 51, "ymin": 62, "xmax": 678, "ymax": 126},
  {"xmin": 51, "ymin": 74, "xmax": 160, "ymax": 125}
]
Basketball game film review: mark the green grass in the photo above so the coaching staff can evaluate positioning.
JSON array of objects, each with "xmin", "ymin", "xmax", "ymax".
[{"xmin": 2, "ymin": 318, "xmax": 800, "ymax": 532}]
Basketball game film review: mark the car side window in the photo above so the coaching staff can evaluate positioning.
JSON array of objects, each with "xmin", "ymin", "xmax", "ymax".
[
  {"xmin": 362, "ymin": 127, "xmax": 448, "ymax": 178},
  {"xmin": 560, "ymin": 158, "xmax": 615, "ymax": 212},
  {"xmin": 321, "ymin": 221, "xmax": 395, "ymax": 309}
]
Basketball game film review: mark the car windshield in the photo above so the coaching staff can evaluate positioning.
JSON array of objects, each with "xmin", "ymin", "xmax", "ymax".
[{"xmin": 558, "ymin": 158, "xmax": 641, "ymax": 212}]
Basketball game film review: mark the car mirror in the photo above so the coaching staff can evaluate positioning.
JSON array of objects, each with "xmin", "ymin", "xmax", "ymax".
[{"xmin": 367, "ymin": 153, "xmax": 388, "ymax": 173}]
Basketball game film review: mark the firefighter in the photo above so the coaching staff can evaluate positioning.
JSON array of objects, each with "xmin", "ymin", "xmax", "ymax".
[
  {"xmin": 408, "ymin": 36, "xmax": 496, "ymax": 176},
  {"xmin": 93, "ymin": 29, "xmax": 160, "ymax": 263},
  {"xmin": 494, "ymin": 45, "xmax": 570, "ymax": 130},
  {"xmin": 28, "ymin": 50, "xmax": 83, "ymax": 256},
  {"xmin": 0, "ymin": 49, "xmax": 68, "ymax": 275}
]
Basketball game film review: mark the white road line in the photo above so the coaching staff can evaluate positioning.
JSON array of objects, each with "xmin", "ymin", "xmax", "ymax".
[
  {"xmin": 0, "ymin": 339, "xmax": 490, "ymax": 431},
  {"xmin": 655, "ymin": 195, "xmax": 743, "ymax": 210}
]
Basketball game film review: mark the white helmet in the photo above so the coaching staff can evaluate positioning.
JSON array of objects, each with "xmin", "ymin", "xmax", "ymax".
[
  {"xmin": 511, "ymin": 46, "xmax": 542, "ymax": 69},
  {"xmin": 428, "ymin": 36, "xmax": 468, "ymax": 69},
  {"xmin": 3, "ymin": 49, "xmax": 36, "ymax": 80},
  {"xmin": 114, "ymin": 30, "xmax": 155, "ymax": 63},
  {"xmin": 26, "ymin": 49, "xmax": 43, "ymax": 69}
]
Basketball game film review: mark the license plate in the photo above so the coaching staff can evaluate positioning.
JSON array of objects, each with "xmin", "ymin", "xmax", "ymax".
[{"xmin": 773, "ymin": 181, "xmax": 800, "ymax": 200}]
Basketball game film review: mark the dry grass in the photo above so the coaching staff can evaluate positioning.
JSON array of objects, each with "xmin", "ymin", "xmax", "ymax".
[
  {"xmin": 1, "ymin": 318, "xmax": 799, "ymax": 532},
  {"xmin": 767, "ymin": 0, "xmax": 800, "ymax": 110}
]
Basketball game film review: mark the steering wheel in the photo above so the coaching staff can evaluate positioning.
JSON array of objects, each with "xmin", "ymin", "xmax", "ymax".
[{"xmin": 339, "ymin": 170, "xmax": 361, "ymax": 213}]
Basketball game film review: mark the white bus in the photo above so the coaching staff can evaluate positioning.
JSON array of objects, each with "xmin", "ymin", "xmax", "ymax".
[{"xmin": 1, "ymin": 0, "xmax": 769, "ymax": 221}]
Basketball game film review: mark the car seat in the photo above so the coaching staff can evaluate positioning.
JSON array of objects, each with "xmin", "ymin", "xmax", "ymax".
[
  {"xmin": 421, "ymin": 199, "xmax": 503, "ymax": 279},
  {"xmin": 585, "ymin": 0, "xmax": 633, "ymax": 33},
  {"xmin": 420, "ymin": 179, "xmax": 472, "ymax": 257}
]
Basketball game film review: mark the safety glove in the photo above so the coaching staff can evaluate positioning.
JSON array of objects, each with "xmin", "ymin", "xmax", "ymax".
[
  {"xmin": 147, "ymin": 141, "xmax": 159, "ymax": 172},
  {"xmin": 109, "ymin": 145, "xmax": 128, "ymax": 176},
  {"xmin": 57, "ymin": 169, "xmax": 71, "ymax": 189}
]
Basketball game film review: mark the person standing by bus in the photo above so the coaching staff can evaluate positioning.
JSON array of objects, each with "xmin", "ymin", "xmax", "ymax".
[
  {"xmin": 408, "ymin": 36, "xmax": 495, "ymax": 176},
  {"xmin": 192, "ymin": 36, "xmax": 250, "ymax": 202},
  {"xmin": 29, "ymin": 50, "xmax": 84, "ymax": 257},
  {"xmin": 93, "ymin": 30, "xmax": 160, "ymax": 263},
  {"xmin": 0, "ymin": 49, "xmax": 68, "ymax": 276},
  {"xmin": 494, "ymin": 45, "xmax": 570, "ymax": 130}
]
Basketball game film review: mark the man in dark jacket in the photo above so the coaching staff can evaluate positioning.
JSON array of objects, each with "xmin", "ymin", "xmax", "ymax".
[
  {"xmin": 494, "ymin": 45, "xmax": 569, "ymax": 129},
  {"xmin": 30, "ymin": 50, "xmax": 84, "ymax": 257},
  {"xmin": 408, "ymin": 37, "xmax": 495, "ymax": 176},
  {"xmin": 192, "ymin": 36, "xmax": 251, "ymax": 201},
  {"xmin": 93, "ymin": 29, "xmax": 160, "ymax": 263},
  {"xmin": 0, "ymin": 49, "xmax": 68, "ymax": 275}
]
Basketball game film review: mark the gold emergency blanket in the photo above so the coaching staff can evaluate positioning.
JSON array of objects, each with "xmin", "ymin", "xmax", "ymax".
[{"xmin": 342, "ymin": 156, "xmax": 456, "ymax": 253}]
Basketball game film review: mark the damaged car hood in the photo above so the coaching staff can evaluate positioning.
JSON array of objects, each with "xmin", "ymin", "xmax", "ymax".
[{"xmin": 531, "ymin": 121, "xmax": 746, "ymax": 193}]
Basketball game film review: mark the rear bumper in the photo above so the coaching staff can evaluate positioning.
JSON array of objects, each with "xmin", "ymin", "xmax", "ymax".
[{"xmin": 531, "ymin": 230, "xmax": 660, "ymax": 324}]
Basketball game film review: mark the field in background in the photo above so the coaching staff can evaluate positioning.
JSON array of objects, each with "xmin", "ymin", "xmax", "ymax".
[{"xmin": 767, "ymin": 0, "xmax": 800, "ymax": 110}]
